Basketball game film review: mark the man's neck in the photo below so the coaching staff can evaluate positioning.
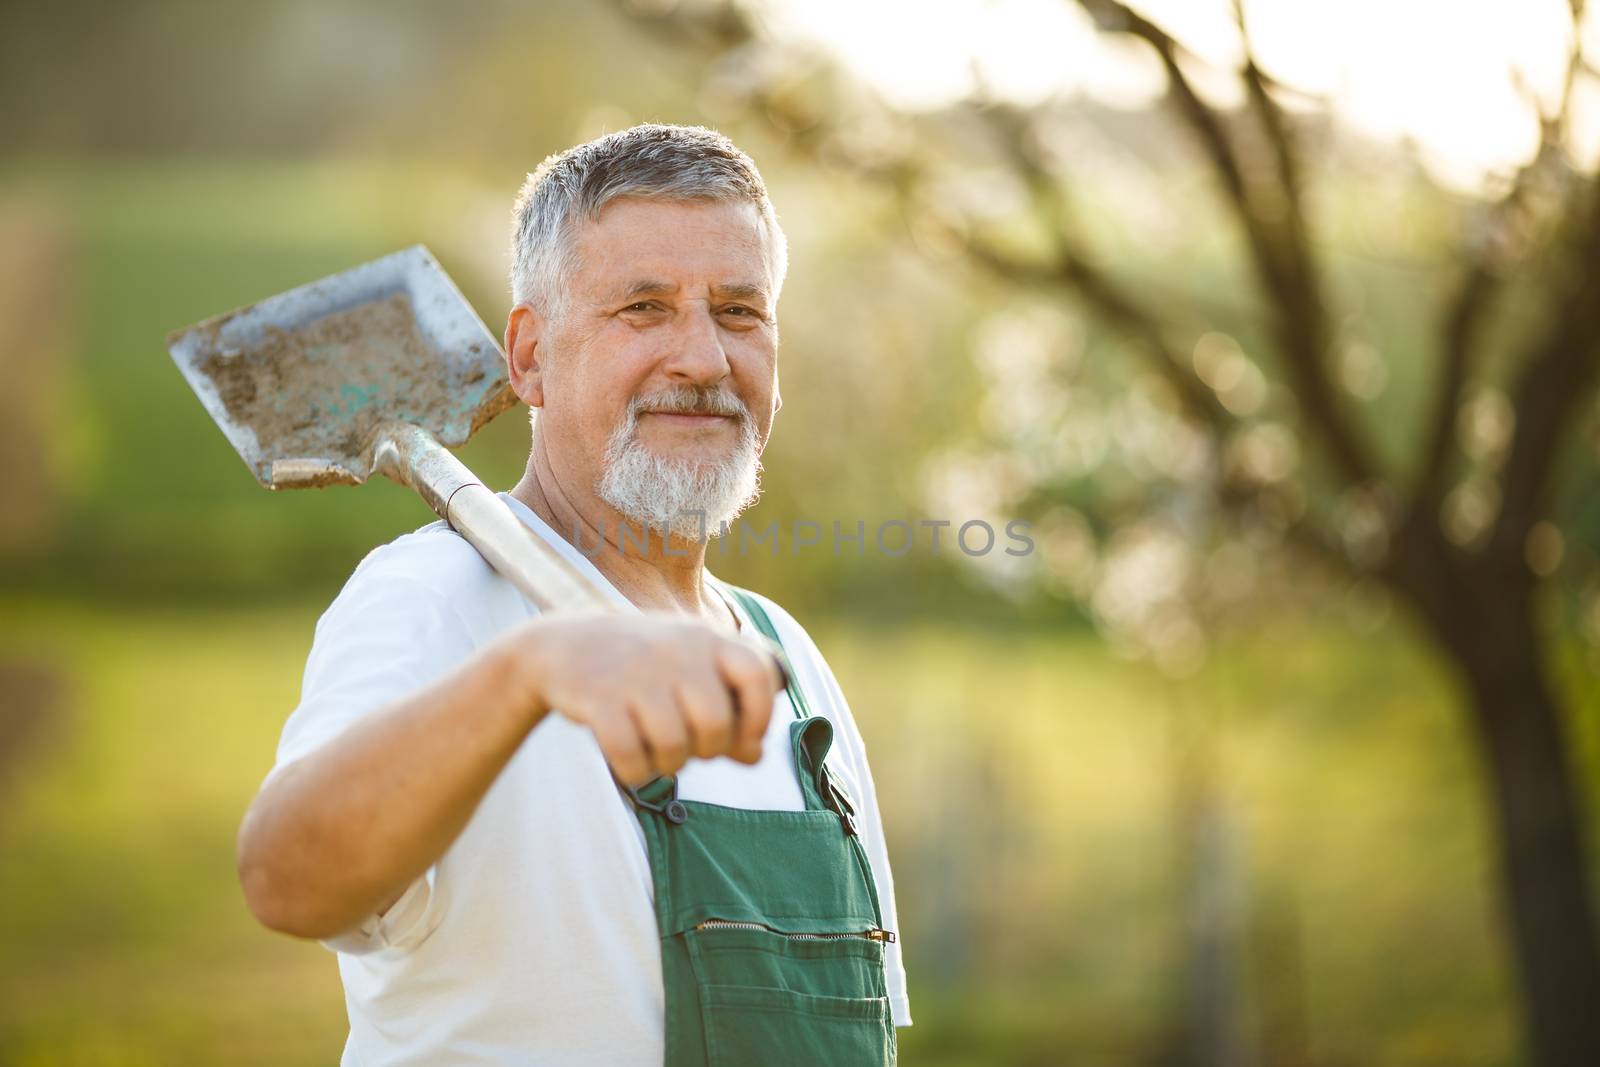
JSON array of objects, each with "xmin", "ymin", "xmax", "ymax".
[{"xmin": 509, "ymin": 444, "xmax": 731, "ymax": 627}]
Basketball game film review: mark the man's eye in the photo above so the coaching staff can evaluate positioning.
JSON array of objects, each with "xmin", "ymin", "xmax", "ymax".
[
  {"xmin": 721, "ymin": 305, "xmax": 759, "ymax": 318},
  {"xmin": 624, "ymin": 302, "xmax": 658, "ymax": 313}
]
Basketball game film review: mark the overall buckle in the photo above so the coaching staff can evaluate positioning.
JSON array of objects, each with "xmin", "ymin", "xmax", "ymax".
[{"xmin": 625, "ymin": 778, "xmax": 688, "ymax": 825}]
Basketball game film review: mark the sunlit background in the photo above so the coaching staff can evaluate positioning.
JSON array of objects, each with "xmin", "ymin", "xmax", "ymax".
[
  {"xmin": 2, "ymin": 1, "xmax": 1599, "ymax": 1064},
  {"xmin": 772, "ymin": 0, "xmax": 1600, "ymax": 188}
]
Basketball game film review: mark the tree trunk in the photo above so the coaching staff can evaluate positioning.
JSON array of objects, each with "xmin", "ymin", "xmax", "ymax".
[{"xmin": 1425, "ymin": 578, "xmax": 1600, "ymax": 1066}]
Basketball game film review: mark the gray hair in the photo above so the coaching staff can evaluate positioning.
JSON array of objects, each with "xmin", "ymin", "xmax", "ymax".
[{"xmin": 509, "ymin": 123, "xmax": 788, "ymax": 320}]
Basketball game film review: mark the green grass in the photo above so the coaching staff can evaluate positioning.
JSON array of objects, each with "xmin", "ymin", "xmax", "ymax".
[
  {"xmin": 3, "ymin": 598, "xmax": 1588, "ymax": 1065},
  {"xmin": 0, "ymin": 599, "xmax": 346, "ymax": 1065}
]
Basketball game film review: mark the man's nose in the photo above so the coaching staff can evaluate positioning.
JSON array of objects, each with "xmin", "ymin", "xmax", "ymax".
[{"xmin": 661, "ymin": 304, "xmax": 731, "ymax": 385}]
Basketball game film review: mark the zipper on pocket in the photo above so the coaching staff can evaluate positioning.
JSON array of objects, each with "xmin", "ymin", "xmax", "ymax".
[{"xmin": 693, "ymin": 918, "xmax": 896, "ymax": 943}]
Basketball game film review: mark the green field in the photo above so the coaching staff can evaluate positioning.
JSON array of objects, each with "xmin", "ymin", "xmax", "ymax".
[{"xmin": 2, "ymin": 597, "xmax": 1590, "ymax": 1066}]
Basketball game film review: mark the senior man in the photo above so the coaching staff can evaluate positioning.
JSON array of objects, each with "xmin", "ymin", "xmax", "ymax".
[{"xmin": 236, "ymin": 124, "xmax": 909, "ymax": 1065}]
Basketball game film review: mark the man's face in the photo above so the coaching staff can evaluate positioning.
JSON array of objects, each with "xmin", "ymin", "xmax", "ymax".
[{"xmin": 514, "ymin": 196, "xmax": 780, "ymax": 536}]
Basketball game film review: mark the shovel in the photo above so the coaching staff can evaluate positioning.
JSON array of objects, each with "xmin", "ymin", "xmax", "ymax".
[{"xmin": 166, "ymin": 245, "xmax": 612, "ymax": 614}]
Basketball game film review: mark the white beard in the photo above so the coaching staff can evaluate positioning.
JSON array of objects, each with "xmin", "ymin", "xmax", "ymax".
[{"xmin": 596, "ymin": 386, "xmax": 763, "ymax": 541}]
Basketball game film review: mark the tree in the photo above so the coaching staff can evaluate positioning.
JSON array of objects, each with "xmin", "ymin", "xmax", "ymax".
[{"xmin": 620, "ymin": 1, "xmax": 1600, "ymax": 1063}]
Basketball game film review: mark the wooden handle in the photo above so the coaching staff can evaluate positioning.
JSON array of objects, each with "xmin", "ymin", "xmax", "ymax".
[{"xmin": 371, "ymin": 421, "xmax": 614, "ymax": 614}]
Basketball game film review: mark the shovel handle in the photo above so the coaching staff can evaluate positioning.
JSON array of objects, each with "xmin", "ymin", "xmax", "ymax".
[{"xmin": 372, "ymin": 421, "xmax": 614, "ymax": 614}]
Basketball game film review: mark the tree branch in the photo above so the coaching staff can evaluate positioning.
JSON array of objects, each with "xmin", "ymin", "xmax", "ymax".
[
  {"xmin": 1231, "ymin": 0, "xmax": 1311, "ymax": 261},
  {"xmin": 1487, "ymin": 180, "xmax": 1600, "ymax": 571},
  {"xmin": 922, "ymin": 102, "xmax": 1236, "ymax": 443},
  {"xmin": 1410, "ymin": 0, "xmax": 1594, "ymax": 551},
  {"xmin": 1077, "ymin": 0, "xmax": 1381, "ymax": 494},
  {"xmin": 929, "ymin": 213, "xmax": 1354, "ymax": 579},
  {"xmin": 1409, "ymin": 262, "xmax": 1500, "ymax": 528}
]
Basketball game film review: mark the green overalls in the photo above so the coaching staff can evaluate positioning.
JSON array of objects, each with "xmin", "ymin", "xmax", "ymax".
[{"xmin": 626, "ymin": 582, "xmax": 898, "ymax": 1067}]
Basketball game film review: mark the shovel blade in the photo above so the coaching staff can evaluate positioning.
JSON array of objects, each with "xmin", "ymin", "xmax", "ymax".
[{"xmin": 168, "ymin": 245, "xmax": 515, "ymax": 490}]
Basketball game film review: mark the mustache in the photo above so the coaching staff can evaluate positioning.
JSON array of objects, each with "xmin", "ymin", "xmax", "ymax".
[{"xmin": 629, "ymin": 386, "xmax": 750, "ymax": 422}]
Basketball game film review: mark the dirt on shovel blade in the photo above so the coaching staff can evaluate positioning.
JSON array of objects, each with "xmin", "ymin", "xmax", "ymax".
[{"xmin": 197, "ymin": 293, "xmax": 494, "ymax": 487}]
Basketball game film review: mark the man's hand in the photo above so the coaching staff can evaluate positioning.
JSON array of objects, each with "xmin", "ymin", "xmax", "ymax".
[{"xmin": 508, "ymin": 614, "xmax": 783, "ymax": 786}]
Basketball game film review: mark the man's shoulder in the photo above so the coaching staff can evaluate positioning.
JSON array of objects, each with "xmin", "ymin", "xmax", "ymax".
[
  {"xmin": 323, "ymin": 519, "xmax": 525, "ymax": 634},
  {"xmin": 344, "ymin": 520, "xmax": 497, "ymax": 596}
]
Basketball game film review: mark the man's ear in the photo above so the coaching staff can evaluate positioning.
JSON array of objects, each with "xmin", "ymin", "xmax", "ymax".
[{"xmin": 505, "ymin": 304, "xmax": 546, "ymax": 409}]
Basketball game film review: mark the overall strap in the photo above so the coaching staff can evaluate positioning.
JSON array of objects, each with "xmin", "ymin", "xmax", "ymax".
[
  {"xmin": 713, "ymin": 579, "xmax": 815, "ymax": 721},
  {"xmin": 713, "ymin": 578, "xmax": 860, "ymax": 832}
]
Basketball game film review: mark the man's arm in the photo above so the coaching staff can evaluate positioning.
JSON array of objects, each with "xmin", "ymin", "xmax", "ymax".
[{"xmin": 237, "ymin": 613, "xmax": 780, "ymax": 941}]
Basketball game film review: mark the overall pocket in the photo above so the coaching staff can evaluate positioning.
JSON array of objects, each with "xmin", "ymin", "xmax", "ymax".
[
  {"xmin": 700, "ymin": 983, "xmax": 894, "ymax": 1067},
  {"xmin": 685, "ymin": 922, "xmax": 896, "ymax": 1066}
]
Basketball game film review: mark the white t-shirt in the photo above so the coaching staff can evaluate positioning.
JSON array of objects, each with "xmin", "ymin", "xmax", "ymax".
[{"xmin": 268, "ymin": 494, "xmax": 911, "ymax": 1066}]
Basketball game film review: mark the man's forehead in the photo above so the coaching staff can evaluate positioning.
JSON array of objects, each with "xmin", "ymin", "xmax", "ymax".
[
  {"xmin": 603, "ymin": 277, "xmax": 771, "ymax": 303},
  {"xmin": 572, "ymin": 197, "xmax": 772, "ymax": 292}
]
